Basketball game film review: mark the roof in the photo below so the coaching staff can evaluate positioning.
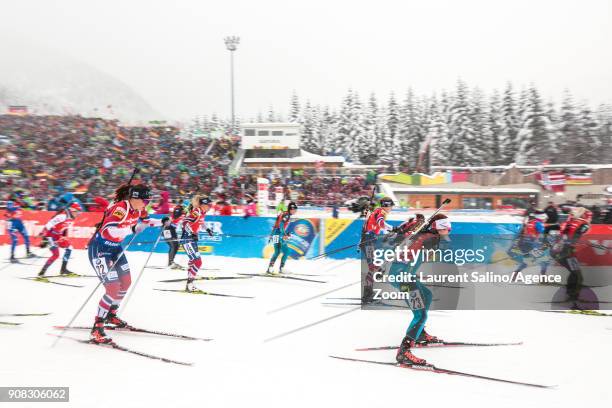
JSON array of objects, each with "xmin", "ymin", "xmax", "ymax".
[
  {"xmin": 241, "ymin": 122, "xmax": 301, "ymax": 128},
  {"xmin": 384, "ymin": 181, "xmax": 540, "ymax": 194},
  {"xmin": 431, "ymin": 164, "xmax": 612, "ymax": 171},
  {"xmin": 243, "ymin": 149, "xmax": 345, "ymax": 164}
]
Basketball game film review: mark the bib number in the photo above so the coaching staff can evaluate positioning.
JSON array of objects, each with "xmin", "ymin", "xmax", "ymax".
[
  {"xmin": 163, "ymin": 229, "xmax": 172, "ymax": 239},
  {"xmin": 408, "ymin": 290, "xmax": 425, "ymax": 311},
  {"xmin": 94, "ymin": 257, "xmax": 109, "ymax": 278},
  {"xmin": 271, "ymin": 235, "xmax": 280, "ymax": 244}
]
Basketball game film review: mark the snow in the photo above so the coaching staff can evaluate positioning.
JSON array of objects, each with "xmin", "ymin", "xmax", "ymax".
[{"xmin": 1, "ymin": 245, "xmax": 611, "ymax": 407}]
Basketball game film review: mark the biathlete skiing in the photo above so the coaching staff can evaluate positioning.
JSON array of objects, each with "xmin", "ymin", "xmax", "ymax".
[
  {"xmin": 386, "ymin": 213, "xmax": 451, "ymax": 365},
  {"xmin": 361, "ymin": 197, "xmax": 395, "ymax": 302},
  {"xmin": 164, "ymin": 200, "xmax": 185, "ymax": 269},
  {"xmin": 266, "ymin": 201, "xmax": 298, "ymax": 275},
  {"xmin": 180, "ymin": 195, "xmax": 213, "ymax": 292},
  {"xmin": 508, "ymin": 212, "xmax": 550, "ymax": 281},
  {"xmin": 5, "ymin": 193, "xmax": 33, "ymax": 262},
  {"xmin": 543, "ymin": 206, "xmax": 592, "ymax": 300},
  {"xmin": 88, "ymin": 183, "xmax": 168, "ymax": 344},
  {"xmin": 38, "ymin": 202, "xmax": 83, "ymax": 276}
]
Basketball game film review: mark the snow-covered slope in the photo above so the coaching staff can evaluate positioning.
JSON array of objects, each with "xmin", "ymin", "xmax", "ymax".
[{"xmin": 0, "ymin": 40, "xmax": 159, "ymax": 123}]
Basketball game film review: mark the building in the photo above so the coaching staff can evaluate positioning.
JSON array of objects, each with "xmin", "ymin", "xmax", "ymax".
[
  {"xmin": 381, "ymin": 181, "xmax": 539, "ymax": 210},
  {"xmin": 230, "ymin": 123, "xmax": 348, "ymax": 175}
]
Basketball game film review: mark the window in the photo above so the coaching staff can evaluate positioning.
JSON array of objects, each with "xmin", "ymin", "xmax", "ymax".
[
  {"xmin": 257, "ymin": 130, "xmax": 270, "ymax": 136},
  {"xmin": 462, "ymin": 197, "xmax": 492, "ymax": 209},
  {"xmin": 501, "ymin": 197, "xmax": 529, "ymax": 209},
  {"xmin": 244, "ymin": 129, "xmax": 256, "ymax": 136},
  {"xmin": 272, "ymin": 131, "xmax": 283, "ymax": 136}
]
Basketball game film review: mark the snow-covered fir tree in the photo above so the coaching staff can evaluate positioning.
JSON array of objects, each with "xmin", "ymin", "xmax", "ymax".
[
  {"xmin": 266, "ymin": 106, "xmax": 277, "ymax": 122},
  {"xmin": 431, "ymin": 91, "xmax": 452, "ymax": 166},
  {"xmin": 467, "ymin": 87, "xmax": 491, "ymax": 165},
  {"xmin": 557, "ymin": 90, "xmax": 580, "ymax": 163},
  {"xmin": 210, "ymin": 113, "xmax": 221, "ymax": 132},
  {"xmin": 516, "ymin": 86, "xmax": 552, "ymax": 164},
  {"xmin": 499, "ymin": 83, "xmax": 520, "ymax": 164},
  {"xmin": 398, "ymin": 89, "xmax": 423, "ymax": 171},
  {"xmin": 189, "ymin": 82, "xmax": 610, "ymax": 168},
  {"xmin": 596, "ymin": 104, "xmax": 612, "ymax": 163},
  {"xmin": 488, "ymin": 90, "xmax": 504, "ymax": 165},
  {"xmin": 574, "ymin": 103, "xmax": 601, "ymax": 163},
  {"xmin": 301, "ymin": 101, "xmax": 316, "ymax": 153},
  {"xmin": 358, "ymin": 93, "xmax": 380, "ymax": 164},
  {"xmin": 447, "ymin": 80, "xmax": 480, "ymax": 166},
  {"xmin": 319, "ymin": 106, "xmax": 337, "ymax": 155},
  {"xmin": 334, "ymin": 89, "xmax": 365, "ymax": 159},
  {"xmin": 377, "ymin": 93, "xmax": 400, "ymax": 168},
  {"xmin": 289, "ymin": 92, "xmax": 300, "ymax": 123}
]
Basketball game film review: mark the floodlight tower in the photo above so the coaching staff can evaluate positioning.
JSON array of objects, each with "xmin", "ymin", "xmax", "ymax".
[{"xmin": 224, "ymin": 36, "xmax": 240, "ymax": 132}]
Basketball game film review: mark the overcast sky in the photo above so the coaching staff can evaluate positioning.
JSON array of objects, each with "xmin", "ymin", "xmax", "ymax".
[{"xmin": 3, "ymin": 0, "xmax": 611, "ymax": 120}]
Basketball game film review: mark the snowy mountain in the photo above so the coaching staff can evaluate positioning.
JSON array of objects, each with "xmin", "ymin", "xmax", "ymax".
[{"xmin": 0, "ymin": 40, "xmax": 159, "ymax": 123}]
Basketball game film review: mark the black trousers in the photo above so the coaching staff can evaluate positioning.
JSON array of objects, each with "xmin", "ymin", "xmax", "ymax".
[{"xmin": 164, "ymin": 225, "xmax": 179, "ymax": 265}]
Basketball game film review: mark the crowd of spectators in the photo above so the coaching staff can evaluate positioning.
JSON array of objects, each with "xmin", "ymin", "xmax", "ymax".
[{"xmin": 0, "ymin": 114, "xmax": 374, "ymax": 212}]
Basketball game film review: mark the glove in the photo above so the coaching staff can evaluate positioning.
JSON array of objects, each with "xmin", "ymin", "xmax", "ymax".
[
  {"xmin": 161, "ymin": 216, "xmax": 170, "ymax": 227},
  {"xmin": 205, "ymin": 228, "xmax": 213, "ymax": 237},
  {"xmin": 190, "ymin": 233, "xmax": 199, "ymax": 242},
  {"xmin": 39, "ymin": 236, "xmax": 49, "ymax": 249},
  {"xmin": 133, "ymin": 222, "xmax": 148, "ymax": 234}
]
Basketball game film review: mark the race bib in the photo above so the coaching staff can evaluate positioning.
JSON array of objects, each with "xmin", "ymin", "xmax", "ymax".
[
  {"xmin": 408, "ymin": 290, "xmax": 425, "ymax": 311},
  {"xmin": 94, "ymin": 257, "xmax": 109, "ymax": 278},
  {"xmin": 163, "ymin": 229, "xmax": 172, "ymax": 239},
  {"xmin": 530, "ymin": 249, "xmax": 544, "ymax": 258},
  {"xmin": 271, "ymin": 235, "xmax": 280, "ymax": 244}
]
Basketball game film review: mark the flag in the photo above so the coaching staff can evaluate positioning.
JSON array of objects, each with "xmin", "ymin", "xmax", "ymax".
[
  {"xmin": 536, "ymin": 171, "xmax": 566, "ymax": 192},
  {"xmin": 566, "ymin": 173, "xmax": 593, "ymax": 185},
  {"xmin": 7, "ymin": 105, "xmax": 28, "ymax": 115}
]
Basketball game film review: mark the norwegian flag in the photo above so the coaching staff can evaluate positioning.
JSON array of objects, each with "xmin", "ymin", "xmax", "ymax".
[{"xmin": 536, "ymin": 171, "xmax": 566, "ymax": 192}]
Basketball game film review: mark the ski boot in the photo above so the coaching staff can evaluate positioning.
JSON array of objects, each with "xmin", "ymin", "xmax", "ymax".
[
  {"xmin": 361, "ymin": 285, "xmax": 375, "ymax": 304},
  {"xmin": 278, "ymin": 265, "xmax": 288, "ymax": 275},
  {"xmin": 186, "ymin": 278, "xmax": 198, "ymax": 292},
  {"xmin": 60, "ymin": 260, "xmax": 75, "ymax": 276},
  {"xmin": 396, "ymin": 336, "xmax": 427, "ymax": 365},
  {"xmin": 9, "ymin": 256, "xmax": 18, "ymax": 264},
  {"xmin": 170, "ymin": 262, "xmax": 182, "ymax": 270},
  {"xmin": 266, "ymin": 265, "xmax": 278, "ymax": 276},
  {"xmin": 417, "ymin": 329, "xmax": 442, "ymax": 345},
  {"xmin": 38, "ymin": 264, "xmax": 50, "ymax": 277},
  {"xmin": 105, "ymin": 305, "xmax": 130, "ymax": 328},
  {"xmin": 510, "ymin": 263, "xmax": 527, "ymax": 282},
  {"xmin": 90, "ymin": 317, "xmax": 113, "ymax": 344},
  {"xmin": 26, "ymin": 250, "xmax": 35, "ymax": 258}
]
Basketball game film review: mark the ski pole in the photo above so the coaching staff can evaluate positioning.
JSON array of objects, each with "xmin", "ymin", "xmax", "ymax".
[
  {"xmin": 53, "ymin": 167, "xmax": 142, "ymax": 347},
  {"xmin": 120, "ymin": 228, "xmax": 164, "ymax": 314},
  {"xmin": 132, "ymin": 233, "xmax": 270, "ymax": 245},
  {"xmin": 52, "ymin": 233, "xmax": 140, "ymax": 347}
]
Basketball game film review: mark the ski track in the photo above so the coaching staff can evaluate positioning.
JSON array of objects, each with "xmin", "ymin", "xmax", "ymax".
[{"xmin": 1, "ymin": 245, "xmax": 611, "ymax": 408}]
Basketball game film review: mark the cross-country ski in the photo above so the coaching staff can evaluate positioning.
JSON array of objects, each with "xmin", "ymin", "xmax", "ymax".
[{"xmin": 329, "ymin": 355, "xmax": 554, "ymax": 388}]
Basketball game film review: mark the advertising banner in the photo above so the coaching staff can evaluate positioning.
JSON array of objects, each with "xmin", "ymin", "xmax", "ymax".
[{"xmin": 1, "ymin": 211, "xmax": 610, "ymax": 268}]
